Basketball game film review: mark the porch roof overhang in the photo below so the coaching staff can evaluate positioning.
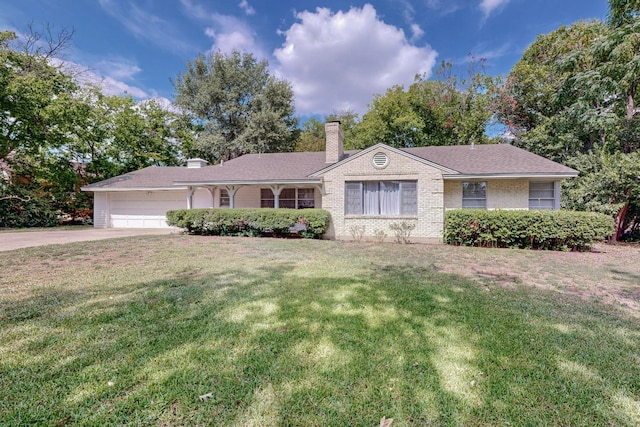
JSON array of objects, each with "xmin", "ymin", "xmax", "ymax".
[
  {"xmin": 172, "ymin": 179, "xmax": 323, "ymax": 187},
  {"xmin": 81, "ymin": 186, "xmax": 189, "ymax": 192},
  {"xmin": 442, "ymin": 172, "xmax": 579, "ymax": 180}
]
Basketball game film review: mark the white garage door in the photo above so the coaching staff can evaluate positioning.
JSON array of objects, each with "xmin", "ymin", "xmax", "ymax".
[{"xmin": 109, "ymin": 191, "xmax": 186, "ymax": 228}]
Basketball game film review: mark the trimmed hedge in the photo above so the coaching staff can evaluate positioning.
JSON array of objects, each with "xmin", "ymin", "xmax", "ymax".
[
  {"xmin": 444, "ymin": 209, "xmax": 614, "ymax": 251},
  {"xmin": 166, "ymin": 208, "xmax": 331, "ymax": 239}
]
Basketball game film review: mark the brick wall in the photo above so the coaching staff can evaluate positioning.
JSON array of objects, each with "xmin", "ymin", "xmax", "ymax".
[
  {"xmin": 320, "ymin": 146, "xmax": 445, "ymax": 242},
  {"xmin": 444, "ymin": 179, "xmax": 529, "ymax": 210}
]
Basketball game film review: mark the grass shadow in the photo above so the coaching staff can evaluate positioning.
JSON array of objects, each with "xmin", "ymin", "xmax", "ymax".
[{"xmin": 1, "ymin": 238, "xmax": 639, "ymax": 426}]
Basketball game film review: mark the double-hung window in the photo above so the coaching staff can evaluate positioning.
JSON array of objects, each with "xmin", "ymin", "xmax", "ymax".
[
  {"xmin": 345, "ymin": 181, "xmax": 417, "ymax": 216},
  {"xmin": 529, "ymin": 182, "xmax": 556, "ymax": 210},
  {"xmin": 462, "ymin": 182, "xmax": 487, "ymax": 208}
]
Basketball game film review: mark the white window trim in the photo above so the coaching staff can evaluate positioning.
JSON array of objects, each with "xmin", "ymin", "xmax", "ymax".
[
  {"xmin": 344, "ymin": 180, "xmax": 418, "ymax": 216},
  {"xmin": 462, "ymin": 181, "xmax": 487, "ymax": 209},
  {"xmin": 528, "ymin": 181, "xmax": 560, "ymax": 210}
]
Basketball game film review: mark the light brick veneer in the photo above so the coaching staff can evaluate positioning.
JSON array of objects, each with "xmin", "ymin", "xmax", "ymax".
[
  {"xmin": 319, "ymin": 147, "xmax": 445, "ymax": 243},
  {"xmin": 444, "ymin": 179, "xmax": 530, "ymax": 210}
]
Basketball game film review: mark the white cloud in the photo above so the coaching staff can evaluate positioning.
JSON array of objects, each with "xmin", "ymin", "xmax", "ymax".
[
  {"xmin": 95, "ymin": 58, "xmax": 142, "ymax": 81},
  {"xmin": 54, "ymin": 59, "xmax": 149, "ymax": 99},
  {"xmin": 425, "ymin": 0, "xmax": 463, "ymax": 15},
  {"xmin": 410, "ymin": 24, "xmax": 425, "ymax": 42},
  {"xmin": 273, "ymin": 4, "xmax": 438, "ymax": 115},
  {"xmin": 181, "ymin": 0, "xmax": 264, "ymax": 56},
  {"xmin": 98, "ymin": 0, "xmax": 192, "ymax": 54},
  {"xmin": 238, "ymin": 0, "xmax": 255, "ymax": 16},
  {"xmin": 479, "ymin": 0, "xmax": 511, "ymax": 18}
]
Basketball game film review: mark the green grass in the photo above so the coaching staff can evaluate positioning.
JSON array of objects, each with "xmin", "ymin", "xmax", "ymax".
[
  {"xmin": 0, "ymin": 224, "xmax": 92, "ymax": 233},
  {"xmin": 1, "ymin": 236, "xmax": 639, "ymax": 426}
]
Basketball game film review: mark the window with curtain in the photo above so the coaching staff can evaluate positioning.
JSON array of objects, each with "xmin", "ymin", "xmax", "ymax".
[
  {"xmin": 529, "ymin": 182, "xmax": 555, "ymax": 210},
  {"xmin": 462, "ymin": 182, "xmax": 487, "ymax": 208},
  {"xmin": 345, "ymin": 181, "xmax": 417, "ymax": 216},
  {"xmin": 260, "ymin": 188, "xmax": 315, "ymax": 209}
]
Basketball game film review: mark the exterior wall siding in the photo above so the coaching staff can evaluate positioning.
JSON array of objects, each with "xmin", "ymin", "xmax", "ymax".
[
  {"xmin": 93, "ymin": 192, "xmax": 108, "ymax": 228},
  {"xmin": 320, "ymin": 147, "xmax": 446, "ymax": 243},
  {"xmin": 193, "ymin": 188, "xmax": 213, "ymax": 208}
]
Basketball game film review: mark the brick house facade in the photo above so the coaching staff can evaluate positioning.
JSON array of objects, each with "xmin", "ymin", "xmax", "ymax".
[{"xmin": 83, "ymin": 121, "xmax": 577, "ymax": 241}]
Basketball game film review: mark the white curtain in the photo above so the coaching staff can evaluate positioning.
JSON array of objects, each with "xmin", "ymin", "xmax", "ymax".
[
  {"xmin": 364, "ymin": 182, "xmax": 379, "ymax": 215},
  {"xmin": 380, "ymin": 181, "xmax": 400, "ymax": 215}
]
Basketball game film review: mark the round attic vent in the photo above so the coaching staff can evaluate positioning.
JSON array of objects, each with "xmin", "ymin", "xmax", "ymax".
[{"xmin": 372, "ymin": 152, "xmax": 389, "ymax": 168}]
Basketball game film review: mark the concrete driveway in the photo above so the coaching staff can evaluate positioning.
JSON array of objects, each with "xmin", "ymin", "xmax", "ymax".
[{"xmin": 0, "ymin": 228, "xmax": 178, "ymax": 252}]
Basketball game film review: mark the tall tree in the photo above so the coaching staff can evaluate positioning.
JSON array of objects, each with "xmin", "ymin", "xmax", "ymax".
[
  {"xmin": 496, "ymin": 0, "xmax": 640, "ymax": 240},
  {"xmin": 0, "ymin": 29, "xmax": 77, "ymax": 163},
  {"xmin": 174, "ymin": 50, "xmax": 298, "ymax": 163},
  {"xmin": 294, "ymin": 111, "xmax": 359, "ymax": 152},
  {"xmin": 349, "ymin": 65, "xmax": 494, "ymax": 149}
]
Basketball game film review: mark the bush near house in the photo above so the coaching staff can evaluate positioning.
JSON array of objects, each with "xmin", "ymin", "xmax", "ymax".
[
  {"xmin": 166, "ymin": 208, "xmax": 331, "ymax": 239},
  {"xmin": 445, "ymin": 209, "xmax": 614, "ymax": 251}
]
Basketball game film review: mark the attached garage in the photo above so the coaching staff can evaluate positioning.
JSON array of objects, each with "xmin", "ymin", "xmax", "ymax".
[
  {"xmin": 92, "ymin": 190, "xmax": 188, "ymax": 228},
  {"xmin": 109, "ymin": 191, "xmax": 186, "ymax": 228}
]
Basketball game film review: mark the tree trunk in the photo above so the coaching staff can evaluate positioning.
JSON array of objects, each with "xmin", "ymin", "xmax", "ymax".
[
  {"xmin": 627, "ymin": 82, "xmax": 636, "ymax": 121},
  {"xmin": 611, "ymin": 202, "xmax": 629, "ymax": 242}
]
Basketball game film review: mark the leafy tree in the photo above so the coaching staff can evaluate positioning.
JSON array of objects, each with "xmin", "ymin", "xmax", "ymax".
[
  {"xmin": 0, "ymin": 29, "xmax": 78, "ymax": 163},
  {"xmin": 295, "ymin": 118, "xmax": 325, "ymax": 152},
  {"xmin": 350, "ymin": 64, "xmax": 494, "ymax": 149},
  {"xmin": 496, "ymin": 0, "xmax": 640, "ymax": 240},
  {"xmin": 174, "ymin": 50, "xmax": 298, "ymax": 163},
  {"xmin": 1, "ymin": 25, "xmax": 193, "ymax": 227},
  {"xmin": 294, "ymin": 111, "xmax": 359, "ymax": 152},
  {"xmin": 563, "ymin": 150, "xmax": 640, "ymax": 241}
]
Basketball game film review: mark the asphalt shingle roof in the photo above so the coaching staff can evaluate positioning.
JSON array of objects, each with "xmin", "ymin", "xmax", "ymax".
[
  {"xmin": 402, "ymin": 144, "xmax": 577, "ymax": 175},
  {"xmin": 82, "ymin": 144, "xmax": 577, "ymax": 191}
]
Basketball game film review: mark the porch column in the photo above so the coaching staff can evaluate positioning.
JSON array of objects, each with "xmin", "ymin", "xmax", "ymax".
[
  {"xmin": 269, "ymin": 185, "xmax": 283, "ymax": 209},
  {"xmin": 224, "ymin": 185, "xmax": 240, "ymax": 208},
  {"xmin": 206, "ymin": 186, "xmax": 216, "ymax": 208},
  {"xmin": 187, "ymin": 186, "xmax": 195, "ymax": 209}
]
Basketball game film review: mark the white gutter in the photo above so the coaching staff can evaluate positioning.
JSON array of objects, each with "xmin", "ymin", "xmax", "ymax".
[
  {"xmin": 172, "ymin": 179, "xmax": 323, "ymax": 186},
  {"xmin": 443, "ymin": 173, "xmax": 578, "ymax": 180},
  {"xmin": 81, "ymin": 186, "xmax": 189, "ymax": 192}
]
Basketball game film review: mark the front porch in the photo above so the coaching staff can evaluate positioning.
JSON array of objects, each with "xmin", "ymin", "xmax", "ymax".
[{"xmin": 185, "ymin": 183, "xmax": 324, "ymax": 210}]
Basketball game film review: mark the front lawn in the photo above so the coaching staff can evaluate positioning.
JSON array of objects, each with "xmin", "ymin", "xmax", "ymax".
[{"xmin": 1, "ymin": 236, "xmax": 639, "ymax": 426}]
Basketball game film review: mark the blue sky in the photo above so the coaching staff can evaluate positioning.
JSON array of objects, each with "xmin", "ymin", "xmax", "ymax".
[{"xmin": 1, "ymin": 0, "xmax": 609, "ymax": 117}]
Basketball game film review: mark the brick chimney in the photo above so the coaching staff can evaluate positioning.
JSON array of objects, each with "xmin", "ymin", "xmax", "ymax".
[
  {"xmin": 325, "ymin": 120, "xmax": 344, "ymax": 163},
  {"xmin": 186, "ymin": 158, "xmax": 208, "ymax": 168}
]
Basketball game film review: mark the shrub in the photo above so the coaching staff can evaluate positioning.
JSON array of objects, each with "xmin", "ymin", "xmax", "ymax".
[
  {"xmin": 389, "ymin": 221, "xmax": 415, "ymax": 244},
  {"xmin": 0, "ymin": 189, "xmax": 60, "ymax": 228},
  {"xmin": 166, "ymin": 208, "xmax": 331, "ymax": 239},
  {"xmin": 444, "ymin": 209, "xmax": 614, "ymax": 251}
]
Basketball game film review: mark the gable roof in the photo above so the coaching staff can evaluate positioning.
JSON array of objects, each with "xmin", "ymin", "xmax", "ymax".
[
  {"xmin": 403, "ymin": 144, "xmax": 578, "ymax": 177},
  {"xmin": 82, "ymin": 143, "xmax": 577, "ymax": 192},
  {"xmin": 309, "ymin": 143, "xmax": 459, "ymax": 177}
]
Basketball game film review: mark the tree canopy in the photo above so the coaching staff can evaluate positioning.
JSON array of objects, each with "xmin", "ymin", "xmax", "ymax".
[
  {"xmin": 495, "ymin": 0, "xmax": 640, "ymax": 240},
  {"xmin": 346, "ymin": 66, "xmax": 495, "ymax": 149},
  {"xmin": 1, "ymin": 26, "xmax": 193, "ymax": 227},
  {"xmin": 174, "ymin": 50, "xmax": 298, "ymax": 163}
]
